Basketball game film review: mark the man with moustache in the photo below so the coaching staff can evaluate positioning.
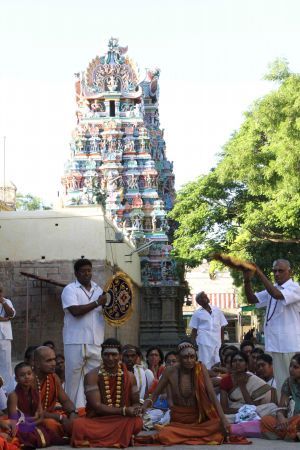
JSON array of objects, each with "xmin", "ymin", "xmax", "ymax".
[
  {"xmin": 33, "ymin": 346, "xmax": 77, "ymax": 437},
  {"xmin": 190, "ymin": 291, "xmax": 228, "ymax": 369},
  {"xmin": 61, "ymin": 258, "xmax": 108, "ymax": 407},
  {"xmin": 139, "ymin": 341, "xmax": 229, "ymax": 445},
  {"xmin": 243, "ymin": 259, "xmax": 300, "ymax": 392}
]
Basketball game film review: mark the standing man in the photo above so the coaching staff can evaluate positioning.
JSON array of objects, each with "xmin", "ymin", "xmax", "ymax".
[
  {"xmin": 61, "ymin": 258, "xmax": 108, "ymax": 408},
  {"xmin": 190, "ymin": 291, "xmax": 228, "ymax": 369},
  {"xmin": 243, "ymin": 259, "xmax": 300, "ymax": 392},
  {"xmin": 0, "ymin": 284, "xmax": 16, "ymax": 392}
]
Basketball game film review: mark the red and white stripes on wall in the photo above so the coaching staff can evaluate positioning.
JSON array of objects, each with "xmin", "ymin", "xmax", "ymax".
[{"xmin": 191, "ymin": 293, "xmax": 237, "ymax": 309}]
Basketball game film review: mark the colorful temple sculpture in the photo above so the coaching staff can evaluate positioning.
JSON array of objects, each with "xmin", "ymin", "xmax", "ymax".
[{"xmin": 62, "ymin": 38, "xmax": 185, "ymax": 347}]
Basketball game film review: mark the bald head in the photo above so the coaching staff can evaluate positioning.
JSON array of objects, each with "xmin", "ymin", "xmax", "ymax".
[
  {"xmin": 34, "ymin": 345, "xmax": 54, "ymax": 361},
  {"xmin": 34, "ymin": 346, "xmax": 56, "ymax": 375}
]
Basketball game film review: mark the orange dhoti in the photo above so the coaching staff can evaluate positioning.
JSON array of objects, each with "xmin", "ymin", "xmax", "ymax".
[
  {"xmin": 0, "ymin": 436, "xmax": 18, "ymax": 450},
  {"xmin": 135, "ymin": 361, "xmax": 249, "ymax": 446},
  {"xmin": 154, "ymin": 405, "xmax": 224, "ymax": 445},
  {"xmin": 261, "ymin": 415, "xmax": 300, "ymax": 441},
  {"xmin": 153, "ymin": 362, "xmax": 225, "ymax": 445},
  {"xmin": 71, "ymin": 415, "xmax": 143, "ymax": 448},
  {"xmin": 39, "ymin": 374, "xmax": 86, "ymax": 437}
]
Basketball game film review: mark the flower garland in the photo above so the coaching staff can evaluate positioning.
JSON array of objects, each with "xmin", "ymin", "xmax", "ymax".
[
  {"xmin": 98, "ymin": 363, "xmax": 123, "ymax": 407},
  {"xmin": 36, "ymin": 375, "xmax": 50, "ymax": 410}
]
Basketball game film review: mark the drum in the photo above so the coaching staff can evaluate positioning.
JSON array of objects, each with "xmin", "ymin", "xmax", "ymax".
[{"xmin": 103, "ymin": 271, "xmax": 134, "ymax": 326}]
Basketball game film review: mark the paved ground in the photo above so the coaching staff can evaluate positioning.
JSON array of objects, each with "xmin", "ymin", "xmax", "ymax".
[{"xmin": 53, "ymin": 439, "xmax": 299, "ymax": 449}]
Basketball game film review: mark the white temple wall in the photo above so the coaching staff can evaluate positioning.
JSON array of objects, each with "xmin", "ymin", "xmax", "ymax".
[
  {"xmin": 0, "ymin": 207, "xmax": 141, "ymax": 358},
  {"xmin": 0, "ymin": 206, "xmax": 141, "ymax": 285}
]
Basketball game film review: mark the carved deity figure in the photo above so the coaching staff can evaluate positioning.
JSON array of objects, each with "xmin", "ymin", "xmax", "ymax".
[
  {"xmin": 132, "ymin": 216, "xmax": 142, "ymax": 230},
  {"xmin": 106, "ymin": 76, "xmax": 118, "ymax": 92},
  {"xmin": 127, "ymin": 174, "xmax": 138, "ymax": 190},
  {"xmin": 71, "ymin": 176, "xmax": 78, "ymax": 190},
  {"xmin": 84, "ymin": 177, "xmax": 93, "ymax": 189},
  {"xmin": 124, "ymin": 140, "xmax": 135, "ymax": 153},
  {"xmin": 160, "ymin": 217, "xmax": 169, "ymax": 232},
  {"xmin": 132, "ymin": 194, "xmax": 143, "ymax": 208},
  {"xmin": 117, "ymin": 140, "xmax": 123, "ymax": 151},
  {"xmin": 152, "ymin": 216, "xmax": 157, "ymax": 232},
  {"xmin": 90, "ymin": 136, "xmax": 99, "ymax": 153},
  {"xmin": 134, "ymin": 103, "xmax": 141, "ymax": 117},
  {"xmin": 90, "ymin": 99, "xmax": 101, "ymax": 112},
  {"xmin": 145, "ymin": 174, "xmax": 152, "ymax": 188},
  {"xmin": 161, "ymin": 261, "xmax": 174, "ymax": 281},
  {"xmin": 141, "ymin": 262, "xmax": 152, "ymax": 282}
]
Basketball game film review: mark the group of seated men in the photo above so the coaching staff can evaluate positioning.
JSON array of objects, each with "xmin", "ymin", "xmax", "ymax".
[{"xmin": 0, "ymin": 337, "xmax": 299, "ymax": 448}]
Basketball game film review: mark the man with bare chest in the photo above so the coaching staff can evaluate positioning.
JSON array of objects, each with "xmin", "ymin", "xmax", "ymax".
[
  {"xmin": 140, "ymin": 341, "xmax": 230, "ymax": 445},
  {"xmin": 71, "ymin": 338, "xmax": 143, "ymax": 448}
]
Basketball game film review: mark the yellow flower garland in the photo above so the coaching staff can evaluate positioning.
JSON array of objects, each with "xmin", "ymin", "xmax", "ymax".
[{"xmin": 99, "ymin": 363, "xmax": 123, "ymax": 407}]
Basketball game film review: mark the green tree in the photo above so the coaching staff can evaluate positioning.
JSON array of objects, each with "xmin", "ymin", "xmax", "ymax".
[
  {"xmin": 169, "ymin": 63, "xmax": 300, "ymax": 287},
  {"xmin": 91, "ymin": 176, "xmax": 108, "ymax": 211},
  {"xmin": 264, "ymin": 57, "xmax": 290, "ymax": 82},
  {"xmin": 16, "ymin": 193, "xmax": 52, "ymax": 210}
]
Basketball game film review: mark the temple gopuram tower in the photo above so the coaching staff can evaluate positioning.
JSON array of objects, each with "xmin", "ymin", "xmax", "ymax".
[{"xmin": 62, "ymin": 38, "xmax": 185, "ymax": 348}]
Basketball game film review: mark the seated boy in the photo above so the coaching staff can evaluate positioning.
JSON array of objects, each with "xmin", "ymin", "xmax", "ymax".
[{"xmin": 8, "ymin": 362, "xmax": 67, "ymax": 448}]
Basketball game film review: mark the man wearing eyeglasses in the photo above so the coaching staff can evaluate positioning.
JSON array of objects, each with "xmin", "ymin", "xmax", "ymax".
[{"xmin": 243, "ymin": 259, "xmax": 300, "ymax": 393}]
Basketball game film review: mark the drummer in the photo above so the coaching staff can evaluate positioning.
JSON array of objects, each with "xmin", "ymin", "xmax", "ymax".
[{"xmin": 61, "ymin": 258, "xmax": 108, "ymax": 408}]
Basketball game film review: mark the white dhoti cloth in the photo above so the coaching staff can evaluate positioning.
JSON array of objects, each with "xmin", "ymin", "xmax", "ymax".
[
  {"xmin": 0, "ymin": 340, "xmax": 13, "ymax": 392},
  {"xmin": 197, "ymin": 343, "xmax": 220, "ymax": 369},
  {"xmin": 64, "ymin": 343, "xmax": 102, "ymax": 408},
  {"xmin": 271, "ymin": 351, "xmax": 295, "ymax": 395}
]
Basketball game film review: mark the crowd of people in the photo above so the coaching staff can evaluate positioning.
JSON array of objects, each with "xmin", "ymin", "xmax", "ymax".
[
  {"xmin": 0, "ymin": 338, "xmax": 299, "ymax": 448},
  {"xmin": 0, "ymin": 256, "xmax": 299, "ymax": 448}
]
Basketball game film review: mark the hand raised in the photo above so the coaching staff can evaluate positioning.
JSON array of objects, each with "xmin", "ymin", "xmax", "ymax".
[{"xmin": 243, "ymin": 269, "xmax": 254, "ymax": 282}]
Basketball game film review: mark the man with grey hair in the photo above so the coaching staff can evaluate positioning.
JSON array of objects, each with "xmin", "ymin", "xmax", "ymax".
[
  {"xmin": 243, "ymin": 259, "xmax": 300, "ymax": 392},
  {"xmin": 189, "ymin": 291, "xmax": 228, "ymax": 369}
]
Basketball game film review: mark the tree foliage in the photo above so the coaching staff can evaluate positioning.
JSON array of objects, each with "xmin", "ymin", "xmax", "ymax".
[
  {"xmin": 16, "ymin": 193, "xmax": 52, "ymax": 211},
  {"xmin": 91, "ymin": 177, "xmax": 108, "ymax": 211},
  {"xmin": 264, "ymin": 57, "xmax": 290, "ymax": 82},
  {"xmin": 169, "ymin": 65, "xmax": 300, "ymax": 286}
]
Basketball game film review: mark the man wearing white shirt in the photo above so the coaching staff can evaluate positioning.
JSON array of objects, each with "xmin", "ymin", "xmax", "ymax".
[
  {"xmin": 61, "ymin": 258, "xmax": 108, "ymax": 408},
  {"xmin": 122, "ymin": 345, "xmax": 154, "ymax": 402},
  {"xmin": 189, "ymin": 291, "xmax": 228, "ymax": 369},
  {"xmin": 243, "ymin": 259, "xmax": 300, "ymax": 393},
  {"xmin": 0, "ymin": 285, "xmax": 15, "ymax": 393}
]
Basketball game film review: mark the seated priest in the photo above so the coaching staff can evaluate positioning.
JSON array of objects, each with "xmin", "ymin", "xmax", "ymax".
[
  {"xmin": 137, "ymin": 340, "xmax": 231, "ymax": 446},
  {"xmin": 33, "ymin": 346, "xmax": 78, "ymax": 437},
  {"xmin": 71, "ymin": 338, "xmax": 143, "ymax": 448}
]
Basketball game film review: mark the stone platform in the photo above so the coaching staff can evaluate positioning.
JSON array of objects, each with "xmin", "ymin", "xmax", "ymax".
[{"xmin": 52, "ymin": 438, "xmax": 298, "ymax": 450}]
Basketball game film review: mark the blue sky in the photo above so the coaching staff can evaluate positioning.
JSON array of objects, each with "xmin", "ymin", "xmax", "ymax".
[{"xmin": 0, "ymin": 0, "xmax": 300, "ymax": 203}]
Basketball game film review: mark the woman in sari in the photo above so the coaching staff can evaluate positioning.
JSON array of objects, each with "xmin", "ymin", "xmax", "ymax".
[
  {"xmin": 220, "ymin": 351, "xmax": 277, "ymax": 424},
  {"xmin": 261, "ymin": 353, "xmax": 300, "ymax": 441},
  {"xmin": 146, "ymin": 346, "xmax": 165, "ymax": 380},
  {"xmin": 146, "ymin": 346, "xmax": 165, "ymax": 396}
]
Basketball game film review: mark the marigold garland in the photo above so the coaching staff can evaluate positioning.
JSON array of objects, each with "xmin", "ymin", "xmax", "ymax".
[
  {"xmin": 36, "ymin": 375, "xmax": 50, "ymax": 410},
  {"xmin": 98, "ymin": 363, "xmax": 124, "ymax": 407}
]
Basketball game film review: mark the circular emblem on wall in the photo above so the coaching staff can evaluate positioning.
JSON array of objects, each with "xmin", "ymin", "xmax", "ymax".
[{"xmin": 103, "ymin": 271, "xmax": 134, "ymax": 326}]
